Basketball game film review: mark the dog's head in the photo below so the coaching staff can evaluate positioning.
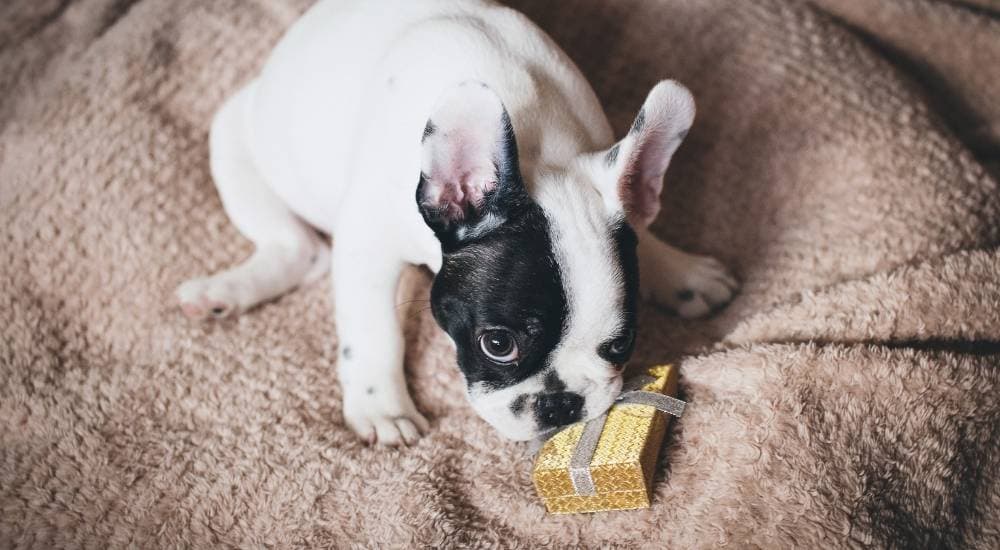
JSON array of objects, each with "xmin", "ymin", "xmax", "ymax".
[{"xmin": 417, "ymin": 80, "xmax": 694, "ymax": 440}]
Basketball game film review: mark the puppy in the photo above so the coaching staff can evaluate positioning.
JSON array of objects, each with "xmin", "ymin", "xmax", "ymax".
[{"xmin": 177, "ymin": 0, "xmax": 738, "ymax": 445}]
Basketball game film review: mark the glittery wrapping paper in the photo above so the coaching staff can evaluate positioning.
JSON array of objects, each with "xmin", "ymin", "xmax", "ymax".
[{"xmin": 532, "ymin": 365, "xmax": 679, "ymax": 514}]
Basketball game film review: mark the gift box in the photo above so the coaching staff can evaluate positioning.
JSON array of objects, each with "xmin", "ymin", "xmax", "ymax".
[{"xmin": 532, "ymin": 365, "xmax": 682, "ymax": 514}]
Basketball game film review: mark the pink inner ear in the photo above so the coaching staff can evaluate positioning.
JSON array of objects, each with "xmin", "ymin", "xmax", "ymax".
[
  {"xmin": 427, "ymin": 166, "xmax": 497, "ymax": 221},
  {"xmin": 620, "ymin": 135, "xmax": 669, "ymax": 227},
  {"xmin": 631, "ymin": 175, "xmax": 662, "ymax": 225},
  {"xmin": 612, "ymin": 80, "xmax": 695, "ymax": 228},
  {"xmin": 420, "ymin": 82, "xmax": 517, "ymax": 229},
  {"xmin": 423, "ymin": 122, "xmax": 502, "ymax": 220},
  {"xmin": 620, "ymin": 174, "xmax": 661, "ymax": 227}
]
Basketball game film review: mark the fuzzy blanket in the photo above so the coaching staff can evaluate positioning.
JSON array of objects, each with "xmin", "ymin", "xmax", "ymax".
[{"xmin": 3, "ymin": 0, "xmax": 1000, "ymax": 547}]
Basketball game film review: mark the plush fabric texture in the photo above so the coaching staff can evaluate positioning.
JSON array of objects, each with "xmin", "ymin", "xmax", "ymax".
[{"xmin": 2, "ymin": 0, "xmax": 999, "ymax": 547}]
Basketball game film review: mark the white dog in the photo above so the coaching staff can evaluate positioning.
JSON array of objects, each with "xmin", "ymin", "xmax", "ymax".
[{"xmin": 177, "ymin": 0, "xmax": 738, "ymax": 445}]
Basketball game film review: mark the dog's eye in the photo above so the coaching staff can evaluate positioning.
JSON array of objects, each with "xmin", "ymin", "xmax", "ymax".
[
  {"xmin": 479, "ymin": 329, "xmax": 519, "ymax": 364},
  {"xmin": 602, "ymin": 329, "xmax": 636, "ymax": 360}
]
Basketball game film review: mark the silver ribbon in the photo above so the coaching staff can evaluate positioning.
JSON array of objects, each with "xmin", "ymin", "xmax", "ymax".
[{"xmin": 564, "ymin": 374, "xmax": 686, "ymax": 496}]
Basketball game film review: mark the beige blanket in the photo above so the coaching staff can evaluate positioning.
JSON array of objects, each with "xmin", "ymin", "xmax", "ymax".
[{"xmin": 3, "ymin": 0, "xmax": 1000, "ymax": 547}]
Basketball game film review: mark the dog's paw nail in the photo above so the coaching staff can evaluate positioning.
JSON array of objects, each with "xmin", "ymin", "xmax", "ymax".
[
  {"xmin": 176, "ymin": 278, "xmax": 243, "ymax": 321},
  {"xmin": 344, "ymin": 395, "xmax": 429, "ymax": 448},
  {"xmin": 395, "ymin": 418, "xmax": 423, "ymax": 446},
  {"xmin": 208, "ymin": 303, "xmax": 231, "ymax": 319}
]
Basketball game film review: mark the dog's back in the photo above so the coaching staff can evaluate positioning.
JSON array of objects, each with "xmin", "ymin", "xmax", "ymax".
[{"xmin": 241, "ymin": 0, "xmax": 611, "ymax": 239}]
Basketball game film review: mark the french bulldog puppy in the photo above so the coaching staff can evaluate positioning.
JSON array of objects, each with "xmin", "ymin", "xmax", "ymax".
[{"xmin": 177, "ymin": 0, "xmax": 738, "ymax": 445}]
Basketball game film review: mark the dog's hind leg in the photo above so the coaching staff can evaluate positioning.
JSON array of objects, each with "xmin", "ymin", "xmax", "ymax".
[{"xmin": 176, "ymin": 84, "xmax": 329, "ymax": 320}]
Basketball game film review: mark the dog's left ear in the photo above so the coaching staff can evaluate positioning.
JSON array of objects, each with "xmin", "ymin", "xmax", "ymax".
[
  {"xmin": 593, "ymin": 80, "xmax": 695, "ymax": 228},
  {"xmin": 417, "ymin": 81, "xmax": 530, "ymax": 252}
]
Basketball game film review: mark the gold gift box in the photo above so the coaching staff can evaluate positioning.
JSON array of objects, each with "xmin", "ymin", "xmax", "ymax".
[{"xmin": 532, "ymin": 365, "xmax": 679, "ymax": 514}]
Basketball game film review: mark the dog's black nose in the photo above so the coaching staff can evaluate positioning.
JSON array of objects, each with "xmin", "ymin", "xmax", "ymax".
[{"xmin": 535, "ymin": 392, "xmax": 584, "ymax": 428}]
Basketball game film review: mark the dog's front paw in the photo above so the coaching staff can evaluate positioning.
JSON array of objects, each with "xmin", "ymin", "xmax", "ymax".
[
  {"xmin": 343, "ymin": 383, "xmax": 430, "ymax": 446},
  {"xmin": 646, "ymin": 253, "xmax": 740, "ymax": 318}
]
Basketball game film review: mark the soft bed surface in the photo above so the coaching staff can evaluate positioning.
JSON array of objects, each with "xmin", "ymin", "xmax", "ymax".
[{"xmin": 2, "ymin": 0, "xmax": 1000, "ymax": 547}]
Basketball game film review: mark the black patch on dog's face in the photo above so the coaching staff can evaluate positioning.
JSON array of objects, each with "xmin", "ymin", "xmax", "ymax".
[
  {"xmin": 595, "ymin": 221, "xmax": 640, "ymax": 364},
  {"xmin": 429, "ymin": 201, "xmax": 567, "ymax": 389},
  {"xmin": 509, "ymin": 394, "xmax": 529, "ymax": 415},
  {"xmin": 543, "ymin": 370, "xmax": 566, "ymax": 392},
  {"xmin": 613, "ymin": 220, "xmax": 640, "ymax": 336}
]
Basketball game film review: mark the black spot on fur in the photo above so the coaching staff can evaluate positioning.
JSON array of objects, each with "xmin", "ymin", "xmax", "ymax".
[
  {"xmin": 543, "ymin": 371, "xmax": 566, "ymax": 393},
  {"xmin": 676, "ymin": 289, "xmax": 695, "ymax": 302},
  {"xmin": 366, "ymin": 386, "xmax": 375, "ymax": 395},
  {"xmin": 630, "ymin": 108, "xmax": 646, "ymax": 135},
  {"xmin": 510, "ymin": 394, "xmax": 529, "ymax": 416},
  {"xmin": 422, "ymin": 120, "xmax": 436, "ymax": 143},
  {"xmin": 605, "ymin": 142, "xmax": 621, "ymax": 166},
  {"xmin": 342, "ymin": 346, "xmax": 352, "ymax": 360},
  {"xmin": 676, "ymin": 128, "xmax": 689, "ymax": 141}
]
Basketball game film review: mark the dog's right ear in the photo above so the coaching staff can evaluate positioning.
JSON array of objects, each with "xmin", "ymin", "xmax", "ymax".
[
  {"xmin": 592, "ymin": 80, "xmax": 695, "ymax": 229},
  {"xmin": 416, "ymin": 82, "xmax": 530, "ymax": 252}
]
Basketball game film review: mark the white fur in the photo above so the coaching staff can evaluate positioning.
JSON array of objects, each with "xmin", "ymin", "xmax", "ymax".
[
  {"xmin": 534, "ymin": 175, "xmax": 627, "ymax": 422},
  {"xmin": 177, "ymin": 0, "xmax": 738, "ymax": 445},
  {"xmin": 466, "ymin": 376, "xmax": 546, "ymax": 441}
]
